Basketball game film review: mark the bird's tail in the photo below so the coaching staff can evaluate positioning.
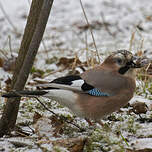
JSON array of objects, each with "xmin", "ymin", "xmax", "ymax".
[{"xmin": 2, "ymin": 90, "xmax": 48, "ymax": 98}]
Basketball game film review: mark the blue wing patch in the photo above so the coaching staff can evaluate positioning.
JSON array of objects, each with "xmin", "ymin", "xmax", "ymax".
[{"xmin": 87, "ymin": 88, "xmax": 109, "ymax": 97}]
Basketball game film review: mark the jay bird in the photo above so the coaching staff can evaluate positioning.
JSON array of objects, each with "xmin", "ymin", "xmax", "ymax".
[{"xmin": 2, "ymin": 50, "xmax": 148, "ymax": 125}]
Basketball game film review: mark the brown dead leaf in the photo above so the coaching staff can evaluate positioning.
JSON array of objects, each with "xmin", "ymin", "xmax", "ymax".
[
  {"xmin": 137, "ymin": 50, "xmax": 143, "ymax": 57},
  {"xmin": 0, "ymin": 57, "xmax": 3, "ymax": 67},
  {"xmin": 56, "ymin": 57, "xmax": 89, "ymax": 75},
  {"xmin": 33, "ymin": 116, "xmax": 55, "ymax": 138},
  {"xmin": 131, "ymin": 102, "xmax": 148, "ymax": 114},
  {"xmin": 4, "ymin": 77, "xmax": 12, "ymax": 92},
  {"xmin": 5, "ymin": 77, "xmax": 12, "ymax": 85},
  {"xmin": 146, "ymin": 16, "xmax": 152, "ymax": 21},
  {"xmin": 52, "ymin": 137, "xmax": 86, "ymax": 152},
  {"xmin": 57, "ymin": 57, "xmax": 85, "ymax": 74},
  {"xmin": 33, "ymin": 115, "xmax": 65, "ymax": 138},
  {"xmin": 48, "ymin": 115, "xmax": 64, "ymax": 137},
  {"xmin": 33, "ymin": 112, "xmax": 42, "ymax": 124},
  {"xmin": 73, "ymin": 20, "xmax": 110, "ymax": 31},
  {"xmin": 57, "ymin": 57, "xmax": 81, "ymax": 67},
  {"xmin": 38, "ymin": 136, "xmax": 87, "ymax": 152},
  {"xmin": 3, "ymin": 56, "xmax": 16, "ymax": 71}
]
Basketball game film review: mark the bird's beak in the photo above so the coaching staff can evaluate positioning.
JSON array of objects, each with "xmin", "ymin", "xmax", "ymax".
[{"xmin": 127, "ymin": 56, "xmax": 150, "ymax": 68}]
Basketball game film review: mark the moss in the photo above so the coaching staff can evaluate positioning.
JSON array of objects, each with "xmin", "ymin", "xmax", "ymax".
[
  {"xmin": 45, "ymin": 56, "xmax": 58, "ymax": 64},
  {"xmin": 53, "ymin": 146, "xmax": 68, "ymax": 152},
  {"xmin": 84, "ymin": 127, "xmax": 126, "ymax": 152},
  {"xmin": 30, "ymin": 67, "xmax": 45, "ymax": 76}
]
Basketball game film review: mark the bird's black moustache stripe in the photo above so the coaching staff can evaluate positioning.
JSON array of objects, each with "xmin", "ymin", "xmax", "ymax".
[
  {"xmin": 118, "ymin": 66, "xmax": 130, "ymax": 74},
  {"xmin": 119, "ymin": 60, "xmax": 138, "ymax": 74}
]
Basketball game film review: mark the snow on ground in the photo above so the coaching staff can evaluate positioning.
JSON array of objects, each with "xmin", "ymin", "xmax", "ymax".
[{"xmin": 0, "ymin": 0, "xmax": 152, "ymax": 151}]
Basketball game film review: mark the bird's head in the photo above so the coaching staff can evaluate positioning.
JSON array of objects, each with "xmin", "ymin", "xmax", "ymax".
[{"xmin": 103, "ymin": 50, "xmax": 149, "ymax": 76}]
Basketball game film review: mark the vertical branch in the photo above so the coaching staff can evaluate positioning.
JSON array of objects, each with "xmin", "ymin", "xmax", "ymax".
[
  {"xmin": 14, "ymin": 0, "xmax": 54, "ymax": 89},
  {"xmin": 11, "ymin": 0, "xmax": 44, "ymax": 87},
  {"xmin": 0, "ymin": 0, "xmax": 54, "ymax": 137}
]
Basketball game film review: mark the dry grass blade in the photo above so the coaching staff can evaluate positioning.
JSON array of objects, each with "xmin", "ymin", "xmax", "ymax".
[
  {"xmin": 79, "ymin": 0, "xmax": 100, "ymax": 63},
  {"xmin": 8, "ymin": 36, "xmax": 13, "ymax": 57},
  {"xmin": 0, "ymin": 49, "xmax": 8, "ymax": 59},
  {"xmin": 129, "ymin": 31, "xmax": 136, "ymax": 51},
  {"xmin": 138, "ymin": 38, "xmax": 144, "ymax": 52}
]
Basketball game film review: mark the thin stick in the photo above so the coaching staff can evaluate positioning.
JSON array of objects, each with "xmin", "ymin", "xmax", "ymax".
[
  {"xmin": 34, "ymin": 97, "xmax": 57, "ymax": 116},
  {"xmin": 80, "ymin": 0, "xmax": 100, "ymax": 63},
  {"xmin": 34, "ymin": 97, "xmax": 85, "ymax": 131}
]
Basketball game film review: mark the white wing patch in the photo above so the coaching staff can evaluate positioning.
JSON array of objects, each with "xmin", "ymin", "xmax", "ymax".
[
  {"xmin": 71, "ymin": 79, "xmax": 84, "ymax": 87},
  {"xmin": 37, "ymin": 83, "xmax": 83, "ymax": 92},
  {"xmin": 36, "ymin": 79, "xmax": 85, "ymax": 92}
]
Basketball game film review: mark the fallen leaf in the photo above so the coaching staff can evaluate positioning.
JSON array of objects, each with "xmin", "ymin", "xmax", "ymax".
[{"xmin": 3, "ymin": 56, "xmax": 16, "ymax": 71}]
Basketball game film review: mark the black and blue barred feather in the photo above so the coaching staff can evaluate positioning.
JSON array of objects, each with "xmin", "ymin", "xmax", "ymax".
[{"xmin": 87, "ymin": 88, "xmax": 109, "ymax": 97}]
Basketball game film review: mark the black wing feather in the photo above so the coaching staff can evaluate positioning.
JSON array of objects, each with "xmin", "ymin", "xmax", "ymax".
[
  {"xmin": 38, "ymin": 75, "xmax": 82, "ymax": 90},
  {"xmin": 51, "ymin": 75, "xmax": 81, "ymax": 85}
]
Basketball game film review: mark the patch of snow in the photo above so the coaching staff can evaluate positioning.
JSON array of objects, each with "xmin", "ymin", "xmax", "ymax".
[
  {"xmin": 130, "ymin": 138, "xmax": 152, "ymax": 150},
  {"xmin": 0, "ymin": 140, "xmax": 14, "ymax": 151},
  {"xmin": 137, "ymin": 123, "xmax": 152, "ymax": 137}
]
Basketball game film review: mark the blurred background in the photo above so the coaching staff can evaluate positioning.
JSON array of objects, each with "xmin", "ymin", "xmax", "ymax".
[{"xmin": 1, "ymin": 0, "xmax": 152, "ymax": 54}]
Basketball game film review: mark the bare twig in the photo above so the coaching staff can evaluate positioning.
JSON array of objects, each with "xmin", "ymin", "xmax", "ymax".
[
  {"xmin": 80, "ymin": 0, "xmax": 100, "ymax": 63},
  {"xmin": 6, "ymin": 92, "xmax": 85, "ymax": 131},
  {"xmin": 34, "ymin": 97, "xmax": 57, "ymax": 116},
  {"xmin": 34, "ymin": 97, "xmax": 85, "ymax": 131}
]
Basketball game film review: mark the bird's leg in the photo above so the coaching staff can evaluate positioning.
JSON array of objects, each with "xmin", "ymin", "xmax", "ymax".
[
  {"xmin": 85, "ymin": 118, "xmax": 104, "ymax": 127},
  {"xmin": 85, "ymin": 118, "xmax": 94, "ymax": 126},
  {"xmin": 96, "ymin": 120, "xmax": 104, "ymax": 127}
]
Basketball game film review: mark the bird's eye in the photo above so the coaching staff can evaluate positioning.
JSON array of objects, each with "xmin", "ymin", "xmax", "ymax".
[{"xmin": 116, "ymin": 58, "xmax": 123, "ymax": 65}]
